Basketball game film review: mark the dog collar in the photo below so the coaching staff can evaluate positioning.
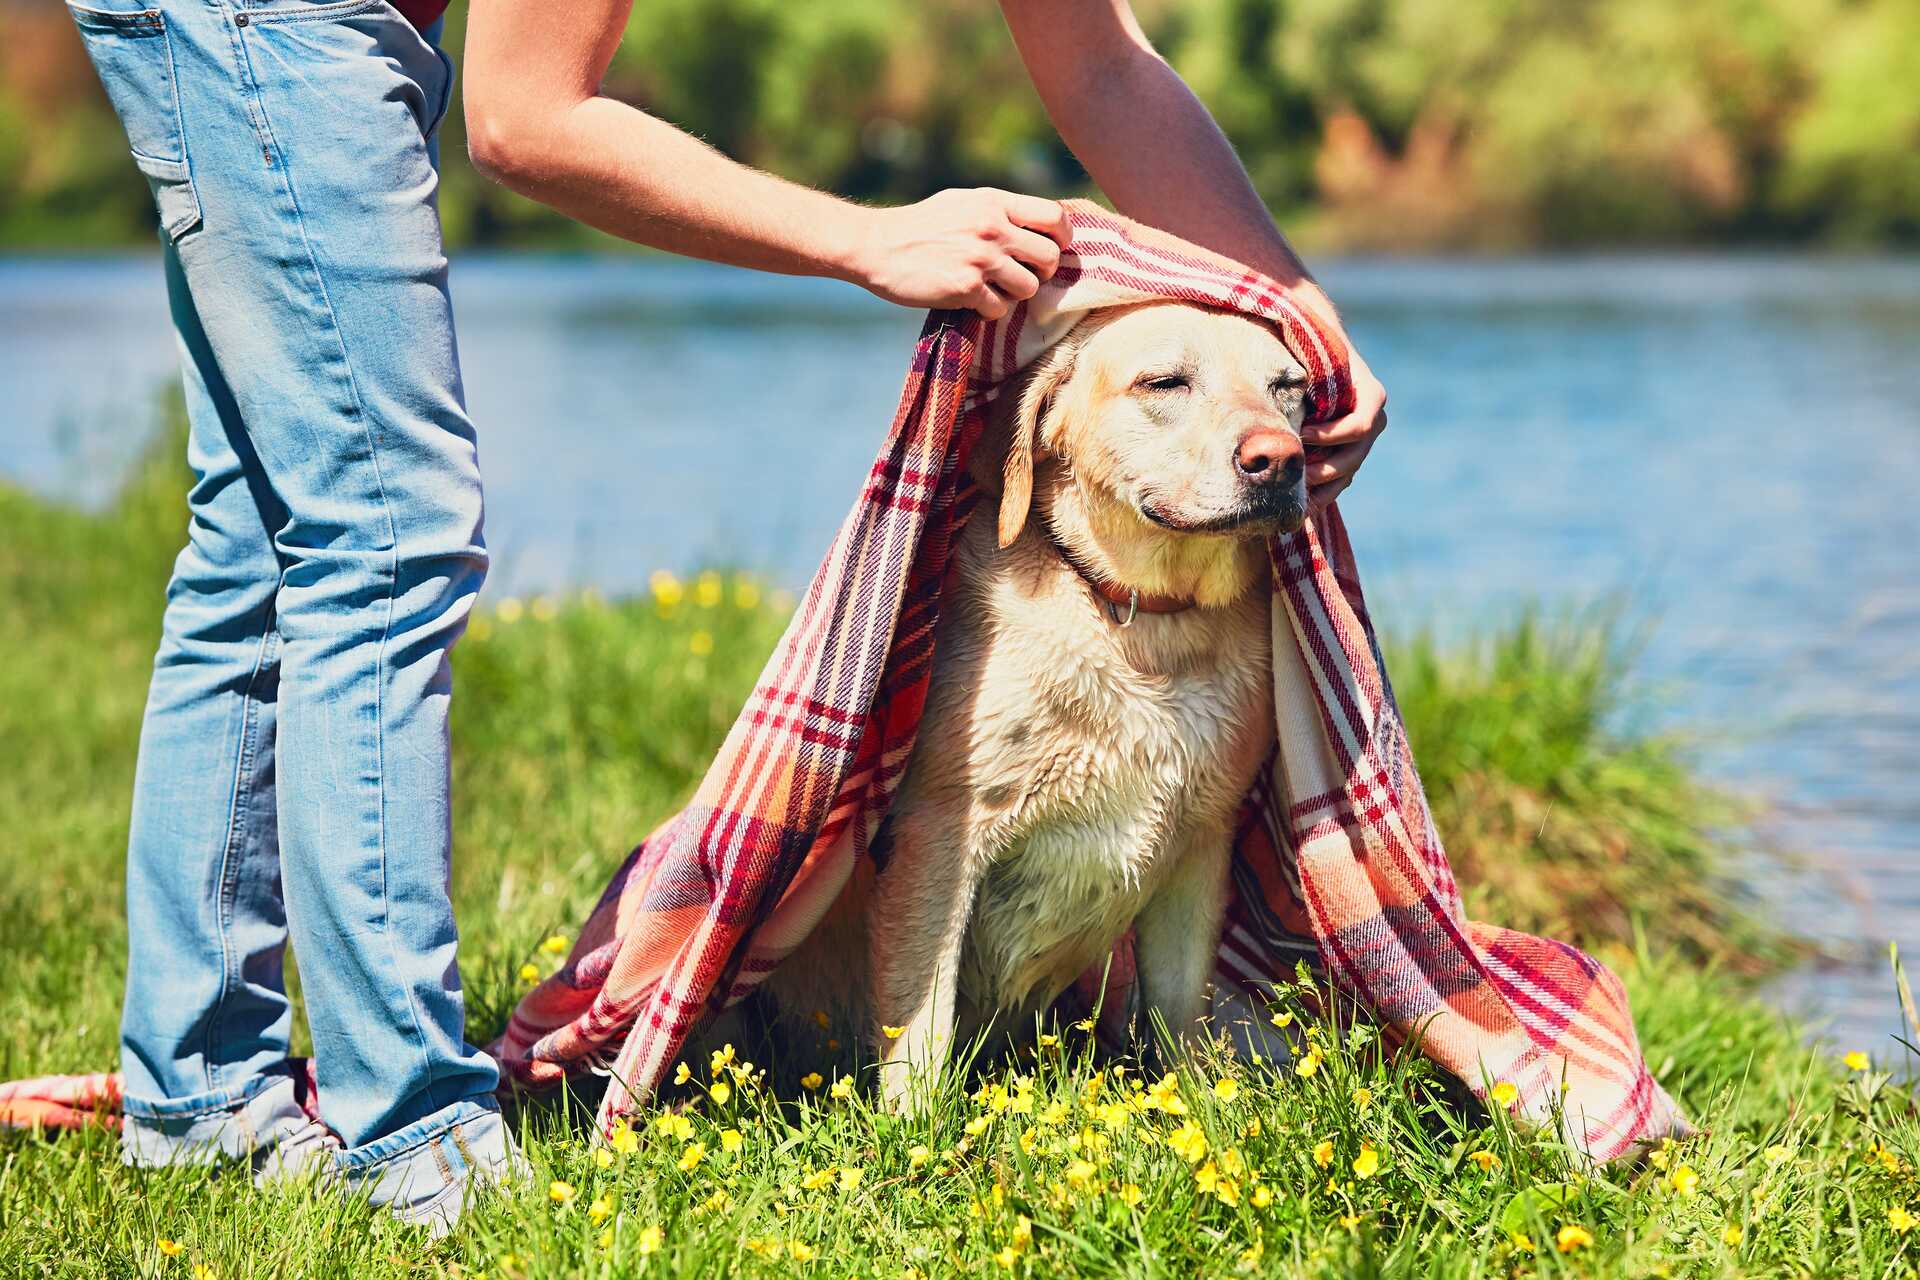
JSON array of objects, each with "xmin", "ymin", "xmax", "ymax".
[{"xmin": 1043, "ymin": 531, "xmax": 1199, "ymax": 626}]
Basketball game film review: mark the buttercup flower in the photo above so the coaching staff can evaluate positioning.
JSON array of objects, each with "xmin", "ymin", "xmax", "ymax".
[
  {"xmin": 1352, "ymin": 1144, "xmax": 1380, "ymax": 1178},
  {"xmin": 800, "ymin": 1072, "xmax": 824, "ymax": 1091},
  {"xmin": 1351, "ymin": 1086, "xmax": 1374, "ymax": 1109},
  {"xmin": 157, "ymin": 1240, "xmax": 186, "ymax": 1258},
  {"xmin": 540, "ymin": 933, "xmax": 568, "ymax": 955},
  {"xmin": 637, "ymin": 1224, "xmax": 664, "ymax": 1255},
  {"xmin": 1764, "ymin": 1144, "xmax": 1792, "ymax": 1164},
  {"xmin": 517, "ymin": 963, "xmax": 540, "ymax": 984},
  {"xmin": 1467, "ymin": 1149, "xmax": 1500, "ymax": 1172},
  {"xmin": 695, "ymin": 571, "xmax": 723, "ymax": 608},
  {"xmin": 1214, "ymin": 1078, "xmax": 1240, "ymax": 1103},
  {"xmin": 1889, "ymin": 1206, "xmax": 1916, "ymax": 1235},
  {"xmin": 1294, "ymin": 1051, "xmax": 1323, "ymax": 1078},
  {"xmin": 1167, "ymin": 1121, "xmax": 1209, "ymax": 1163},
  {"xmin": 709, "ymin": 1081, "xmax": 732, "ymax": 1106},
  {"xmin": 720, "ymin": 1128, "xmax": 744, "ymax": 1154},
  {"xmin": 1555, "ymin": 1224, "xmax": 1594, "ymax": 1253},
  {"xmin": 908, "ymin": 1144, "xmax": 932, "ymax": 1169},
  {"xmin": 838, "ymin": 1167, "xmax": 864, "ymax": 1191},
  {"xmin": 587, "ymin": 1194, "xmax": 613, "ymax": 1224},
  {"xmin": 688, "ymin": 630, "xmax": 714, "ymax": 656},
  {"xmin": 830, "ymin": 1076, "xmax": 854, "ymax": 1100},
  {"xmin": 678, "ymin": 1141, "xmax": 707, "ymax": 1172},
  {"xmin": 788, "ymin": 1242, "xmax": 817, "ymax": 1263},
  {"xmin": 594, "ymin": 1147, "xmax": 614, "ymax": 1170},
  {"xmin": 1722, "ymin": 1224, "xmax": 1743, "ymax": 1245},
  {"xmin": 674, "ymin": 1062, "xmax": 693, "ymax": 1085},
  {"xmin": 882, "ymin": 1025, "xmax": 906, "ymax": 1040},
  {"xmin": 1669, "ymin": 1164, "xmax": 1701, "ymax": 1196},
  {"xmin": 549, "ymin": 1179, "xmax": 577, "ymax": 1204},
  {"xmin": 1119, "ymin": 1183, "xmax": 1144, "ymax": 1206},
  {"xmin": 1489, "ymin": 1081, "xmax": 1519, "ymax": 1108},
  {"xmin": 801, "ymin": 1167, "xmax": 837, "ymax": 1191},
  {"xmin": 609, "ymin": 1121, "xmax": 640, "ymax": 1156},
  {"xmin": 1312, "ymin": 1138, "xmax": 1335, "ymax": 1168},
  {"xmin": 1844, "ymin": 1050, "xmax": 1871, "ymax": 1072},
  {"xmin": 1252, "ymin": 1184, "xmax": 1275, "ymax": 1209},
  {"xmin": 1269, "ymin": 1010, "xmax": 1294, "ymax": 1029}
]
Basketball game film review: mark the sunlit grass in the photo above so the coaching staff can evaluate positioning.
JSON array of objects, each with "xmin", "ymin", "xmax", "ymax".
[{"xmin": 2, "ymin": 415, "xmax": 1913, "ymax": 1277}]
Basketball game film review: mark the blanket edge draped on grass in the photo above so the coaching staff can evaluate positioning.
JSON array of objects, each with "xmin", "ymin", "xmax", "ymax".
[{"xmin": 495, "ymin": 202, "xmax": 1686, "ymax": 1161}]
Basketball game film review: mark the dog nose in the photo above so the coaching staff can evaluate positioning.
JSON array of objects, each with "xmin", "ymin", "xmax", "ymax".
[{"xmin": 1235, "ymin": 428, "xmax": 1304, "ymax": 485}]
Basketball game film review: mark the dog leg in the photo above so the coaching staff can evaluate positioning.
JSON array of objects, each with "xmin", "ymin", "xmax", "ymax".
[
  {"xmin": 1133, "ymin": 834, "xmax": 1231, "ymax": 1057},
  {"xmin": 867, "ymin": 810, "xmax": 978, "ymax": 1112}
]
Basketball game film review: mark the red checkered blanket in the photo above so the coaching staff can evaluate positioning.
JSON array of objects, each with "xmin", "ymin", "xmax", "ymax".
[
  {"xmin": 1, "ymin": 203, "xmax": 1685, "ymax": 1162},
  {"xmin": 494, "ymin": 202, "xmax": 1686, "ymax": 1160}
]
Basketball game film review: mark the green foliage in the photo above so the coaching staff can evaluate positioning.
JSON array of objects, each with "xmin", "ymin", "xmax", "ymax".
[{"xmin": 6, "ymin": 0, "xmax": 1917, "ymax": 250}]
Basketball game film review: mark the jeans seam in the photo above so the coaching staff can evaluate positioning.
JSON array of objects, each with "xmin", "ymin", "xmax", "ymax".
[
  {"xmin": 203, "ymin": 611, "xmax": 280, "ymax": 1094},
  {"xmin": 228, "ymin": 25, "xmax": 447, "ymax": 1122}
]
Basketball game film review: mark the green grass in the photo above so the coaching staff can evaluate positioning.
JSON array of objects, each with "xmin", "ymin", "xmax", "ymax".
[{"xmin": 1, "ymin": 418, "xmax": 1915, "ymax": 1278}]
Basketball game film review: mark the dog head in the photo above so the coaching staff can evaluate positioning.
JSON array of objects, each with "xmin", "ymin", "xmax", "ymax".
[{"xmin": 997, "ymin": 302, "xmax": 1312, "ymax": 553}]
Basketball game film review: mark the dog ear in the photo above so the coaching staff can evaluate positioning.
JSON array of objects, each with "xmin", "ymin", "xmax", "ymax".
[{"xmin": 998, "ymin": 346, "xmax": 1075, "ymax": 548}]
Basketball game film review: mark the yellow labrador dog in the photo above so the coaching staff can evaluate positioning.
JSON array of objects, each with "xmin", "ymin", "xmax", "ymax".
[{"xmin": 767, "ymin": 301, "xmax": 1309, "ymax": 1106}]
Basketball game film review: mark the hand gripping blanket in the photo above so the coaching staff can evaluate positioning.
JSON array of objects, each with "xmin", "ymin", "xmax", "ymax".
[{"xmin": 0, "ymin": 203, "xmax": 1686, "ymax": 1163}]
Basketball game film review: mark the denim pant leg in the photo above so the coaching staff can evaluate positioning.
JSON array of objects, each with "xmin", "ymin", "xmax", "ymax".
[
  {"xmin": 70, "ymin": 0, "xmax": 503, "ymax": 1198},
  {"xmin": 118, "ymin": 244, "xmax": 310, "ymax": 1165}
]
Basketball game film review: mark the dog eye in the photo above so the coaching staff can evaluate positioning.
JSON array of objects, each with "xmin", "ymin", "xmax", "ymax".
[
  {"xmin": 1269, "ymin": 371, "xmax": 1308, "ymax": 397},
  {"xmin": 1137, "ymin": 373, "xmax": 1190, "ymax": 392}
]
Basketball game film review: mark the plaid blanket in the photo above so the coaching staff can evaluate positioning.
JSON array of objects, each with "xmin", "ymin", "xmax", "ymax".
[
  {"xmin": 495, "ymin": 202, "xmax": 1686, "ymax": 1161},
  {"xmin": 0, "ymin": 203, "xmax": 1686, "ymax": 1162}
]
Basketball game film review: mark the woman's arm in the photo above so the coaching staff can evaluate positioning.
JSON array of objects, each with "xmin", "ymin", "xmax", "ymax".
[
  {"xmin": 462, "ymin": 0, "xmax": 1070, "ymax": 318},
  {"xmin": 1001, "ymin": 0, "xmax": 1389, "ymax": 506}
]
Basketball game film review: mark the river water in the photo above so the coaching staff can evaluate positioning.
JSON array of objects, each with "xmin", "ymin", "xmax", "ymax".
[{"xmin": 4, "ymin": 252, "xmax": 1915, "ymax": 1054}]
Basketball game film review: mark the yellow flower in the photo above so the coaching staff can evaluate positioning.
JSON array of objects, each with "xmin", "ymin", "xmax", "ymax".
[
  {"xmin": 908, "ymin": 1144, "xmax": 932, "ymax": 1169},
  {"xmin": 1109, "ymin": 1182, "xmax": 1139, "ymax": 1207},
  {"xmin": 1038, "ymin": 1033, "xmax": 1059, "ymax": 1049},
  {"xmin": 1252, "ymin": 1183, "xmax": 1275, "ymax": 1209},
  {"xmin": 674, "ymin": 1062, "xmax": 693, "ymax": 1085},
  {"xmin": 720, "ymin": 1127, "xmax": 743, "ymax": 1154},
  {"xmin": 838, "ymin": 1166, "xmax": 864, "ymax": 1191},
  {"xmin": 678, "ymin": 1141, "xmax": 707, "ymax": 1172},
  {"xmin": 540, "ymin": 933, "xmax": 569, "ymax": 955},
  {"xmin": 1238, "ymin": 1240, "xmax": 1264, "ymax": 1271},
  {"xmin": 1467, "ymin": 1149, "xmax": 1501, "ymax": 1172},
  {"xmin": 192, "ymin": 1267, "xmax": 214, "ymax": 1280},
  {"xmin": 1669, "ymin": 1164, "xmax": 1701, "ymax": 1196},
  {"xmin": 1243, "ymin": 1117, "xmax": 1261, "ymax": 1137},
  {"xmin": 1312, "ymin": 1138, "xmax": 1335, "ymax": 1168},
  {"xmin": 609, "ymin": 1121, "xmax": 640, "ymax": 1156},
  {"xmin": 800, "ymin": 1071, "xmax": 824, "ymax": 1091},
  {"xmin": 1340, "ymin": 1213, "xmax": 1361, "ymax": 1231},
  {"xmin": 1167, "ymin": 1121, "xmax": 1209, "ymax": 1164},
  {"xmin": 517, "ymin": 963, "xmax": 540, "ymax": 984},
  {"xmin": 648, "ymin": 571, "xmax": 683, "ymax": 608},
  {"xmin": 597, "ymin": 1229, "xmax": 614, "ymax": 1249},
  {"xmin": 657, "ymin": 1112, "xmax": 694, "ymax": 1141},
  {"xmin": 594, "ymin": 1147, "xmax": 614, "ymax": 1170},
  {"xmin": 788, "ymin": 1242, "xmax": 816, "ymax": 1263},
  {"xmin": 1065, "ymin": 1159, "xmax": 1098, "ymax": 1187},
  {"xmin": 496, "ymin": 597, "xmax": 525, "ymax": 623},
  {"xmin": 830, "ymin": 1076, "xmax": 854, "ymax": 1100},
  {"xmin": 587, "ymin": 1194, "xmax": 613, "ymax": 1224},
  {"xmin": 812, "ymin": 1009, "xmax": 831, "ymax": 1030},
  {"xmin": 1075, "ymin": 1017, "xmax": 1096, "ymax": 1032},
  {"xmin": 695, "ymin": 571, "xmax": 724, "ymax": 608},
  {"xmin": 1352, "ymin": 1144, "xmax": 1381, "ymax": 1178},
  {"xmin": 1350, "ymin": 1086, "xmax": 1373, "ymax": 1109},
  {"xmin": 1844, "ymin": 1050, "xmax": 1871, "ymax": 1072},
  {"xmin": 992, "ymin": 1246, "xmax": 1019, "ymax": 1269},
  {"xmin": 1489, "ymin": 1081, "xmax": 1519, "ymax": 1108},
  {"xmin": 549, "ymin": 1179, "xmax": 578, "ymax": 1204},
  {"xmin": 1510, "ymin": 1232, "xmax": 1536, "ymax": 1254},
  {"xmin": 157, "ymin": 1240, "xmax": 186, "ymax": 1258},
  {"xmin": 1214, "ymin": 1078, "xmax": 1240, "ymax": 1103},
  {"xmin": 733, "ymin": 578, "xmax": 762, "ymax": 610},
  {"xmin": 1270, "ymin": 1010, "xmax": 1294, "ymax": 1029},
  {"xmin": 801, "ymin": 1167, "xmax": 837, "ymax": 1191},
  {"xmin": 965, "ymin": 1115, "xmax": 991, "ymax": 1137},
  {"xmin": 1722, "ymin": 1223, "xmax": 1743, "ymax": 1245},
  {"xmin": 882, "ymin": 1024, "xmax": 906, "ymax": 1040},
  {"xmin": 637, "ymin": 1224, "xmax": 664, "ymax": 1255},
  {"xmin": 709, "ymin": 1081, "xmax": 732, "ymax": 1106},
  {"xmin": 1764, "ymin": 1143, "xmax": 1792, "ymax": 1164},
  {"xmin": 1294, "ymin": 1051, "xmax": 1322, "ymax": 1079},
  {"xmin": 1889, "ymin": 1206, "xmax": 1917, "ymax": 1234},
  {"xmin": 688, "ymin": 630, "xmax": 714, "ymax": 657},
  {"xmin": 1555, "ymin": 1224, "xmax": 1594, "ymax": 1253}
]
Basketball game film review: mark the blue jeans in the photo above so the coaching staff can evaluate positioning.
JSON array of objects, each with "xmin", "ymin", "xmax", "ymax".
[{"xmin": 67, "ymin": 0, "xmax": 508, "ymax": 1211}]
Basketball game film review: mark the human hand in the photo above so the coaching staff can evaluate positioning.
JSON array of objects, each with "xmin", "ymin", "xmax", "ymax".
[
  {"xmin": 1303, "ymin": 342, "xmax": 1387, "ymax": 510},
  {"xmin": 842, "ymin": 188, "xmax": 1073, "ymax": 319}
]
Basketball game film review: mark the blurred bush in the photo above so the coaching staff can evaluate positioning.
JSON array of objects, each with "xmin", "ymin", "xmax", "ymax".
[{"xmin": 3, "ymin": 0, "xmax": 1915, "ymax": 250}]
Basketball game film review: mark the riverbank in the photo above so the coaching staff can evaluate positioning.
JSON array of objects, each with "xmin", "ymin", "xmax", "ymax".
[{"xmin": 1, "ymin": 429, "xmax": 1914, "ymax": 1277}]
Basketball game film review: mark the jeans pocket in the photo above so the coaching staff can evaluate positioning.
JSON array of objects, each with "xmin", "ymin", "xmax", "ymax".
[{"xmin": 65, "ymin": 2, "xmax": 202, "ymax": 241}]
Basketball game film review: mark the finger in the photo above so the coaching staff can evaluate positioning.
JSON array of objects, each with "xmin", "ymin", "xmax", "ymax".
[
  {"xmin": 1302, "ymin": 403, "xmax": 1386, "ymax": 447},
  {"xmin": 1003, "ymin": 226, "xmax": 1063, "ymax": 281},
  {"xmin": 1309, "ymin": 474, "xmax": 1352, "ymax": 510},
  {"xmin": 1304, "ymin": 440, "xmax": 1371, "ymax": 488},
  {"xmin": 964, "ymin": 283, "xmax": 1011, "ymax": 321},
  {"xmin": 985, "ymin": 258, "xmax": 1041, "ymax": 303},
  {"xmin": 999, "ymin": 192, "xmax": 1072, "ymax": 247}
]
